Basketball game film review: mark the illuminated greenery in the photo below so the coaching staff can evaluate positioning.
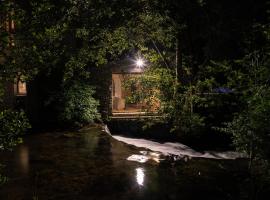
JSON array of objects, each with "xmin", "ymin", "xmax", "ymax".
[
  {"xmin": 58, "ymin": 82, "xmax": 100, "ymax": 127},
  {"xmin": 3, "ymin": 0, "xmax": 173, "ymax": 82},
  {"xmin": 0, "ymin": 0, "xmax": 269, "ymax": 197}
]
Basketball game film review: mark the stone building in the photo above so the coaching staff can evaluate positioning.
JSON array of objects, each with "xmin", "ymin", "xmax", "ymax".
[{"xmin": 89, "ymin": 58, "xmax": 159, "ymax": 121}]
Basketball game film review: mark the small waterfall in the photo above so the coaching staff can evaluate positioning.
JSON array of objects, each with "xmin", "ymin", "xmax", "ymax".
[{"xmin": 103, "ymin": 124, "xmax": 111, "ymax": 135}]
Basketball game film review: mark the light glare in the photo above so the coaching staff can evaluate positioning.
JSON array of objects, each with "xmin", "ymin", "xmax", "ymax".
[{"xmin": 136, "ymin": 59, "xmax": 144, "ymax": 68}]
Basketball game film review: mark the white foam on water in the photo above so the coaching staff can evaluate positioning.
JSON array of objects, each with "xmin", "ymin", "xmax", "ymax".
[
  {"xmin": 127, "ymin": 155, "xmax": 150, "ymax": 163},
  {"xmin": 112, "ymin": 135, "xmax": 246, "ymax": 160}
]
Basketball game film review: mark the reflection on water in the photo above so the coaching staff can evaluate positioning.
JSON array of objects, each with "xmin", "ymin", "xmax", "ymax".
[
  {"xmin": 136, "ymin": 168, "xmax": 145, "ymax": 186},
  {"xmin": 18, "ymin": 145, "xmax": 29, "ymax": 175},
  {"xmin": 0, "ymin": 127, "xmax": 249, "ymax": 200},
  {"xmin": 127, "ymin": 151, "xmax": 162, "ymax": 163}
]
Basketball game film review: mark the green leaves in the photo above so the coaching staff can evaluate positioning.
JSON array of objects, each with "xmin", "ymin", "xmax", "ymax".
[
  {"xmin": 226, "ymin": 87, "xmax": 270, "ymax": 159},
  {"xmin": 58, "ymin": 82, "xmax": 100, "ymax": 127},
  {"xmin": 2, "ymin": 0, "xmax": 178, "ymax": 90},
  {"xmin": 0, "ymin": 110, "xmax": 31, "ymax": 150}
]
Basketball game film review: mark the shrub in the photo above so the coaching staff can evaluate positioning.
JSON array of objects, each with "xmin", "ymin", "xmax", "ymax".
[
  {"xmin": 223, "ymin": 88, "xmax": 270, "ymax": 199},
  {"xmin": 0, "ymin": 110, "xmax": 31, "ymax": 150},
  {"xmin": 59, "ymin": 82, "xmax": 100, "ymax": 127},
  {"xmin": 164, "ymin": 86, "xmax": 205, "ymax": 136},
  {"xmin": 123, "ymin": 68, "xmax": 205, "ymax": 136},
  {"xmin": 224, "ymin": 87, "xmax": 270, "ymax": 163}
]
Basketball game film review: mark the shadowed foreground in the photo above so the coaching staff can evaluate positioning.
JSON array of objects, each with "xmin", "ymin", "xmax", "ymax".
[{"xmin": 0, "ymin": 126, "xmax": 248, "ymax": 200}]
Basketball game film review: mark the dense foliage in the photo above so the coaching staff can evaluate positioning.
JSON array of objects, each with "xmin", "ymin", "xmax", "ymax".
[
  {"xmin": 58, "ymin": 82, "xmax": 100, "ymax": 127},
  {"xmin": 224, "ymin": 52, "xmax": 270, "ymax": 160},
  {"xmin": 0, "ymin": 109, "xmax": 30, "ymax": 150},
  {"xmin": 1, "ymin": 0, "xmax": 174, "ymax": 126},
  {"xmin": 0, "ymin": 109, "xmax": 30, "ymax": 185},
  {"xmin": 4, "ymin": 0, "xmax": 173, "ymax": 80},
  {"xmin": 1, "ymin": 0, "xmax": 268, "ymax": 143},
  {"xmin": 0, "ymin": 0, "xmax": 269, "ymax": 196},
  {"xmin": 123, "ymin": 68, "xmax": 205, "ymax": 135}
]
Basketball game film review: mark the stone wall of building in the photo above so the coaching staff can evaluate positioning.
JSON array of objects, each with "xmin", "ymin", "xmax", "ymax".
[{"xmin": 89, "ymin": 59, "xmax": 146, "ymax": 120}]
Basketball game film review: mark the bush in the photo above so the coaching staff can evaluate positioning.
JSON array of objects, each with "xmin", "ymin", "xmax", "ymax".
[
  {"xmin": 59, "ymin": 82, "xmax": 100, "ymax": 127},
  {"xmin": 223, "ymin": 88, "xmax": 270, "ymax": 199},
  {"xmin": 165, "ymin": 87, "xmax": 205, "ymax": 136},
  {"xmin": 0, "ymin": 110, "xmax": 31, "ymax": 150},
  {"xmin": 224, "ymin": 87, "xmax": 270, "ymax": 163},
  {"xmin": 123, "ymin": 68, "xmax": 205, "ymax": 136}
]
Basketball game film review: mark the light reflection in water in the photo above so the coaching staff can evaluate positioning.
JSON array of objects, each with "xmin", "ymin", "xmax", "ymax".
[
  {"xmin": 136, "ymin": 168, "xmax": 145, "ymax": 186},
  {"xmin": 18, "ymin": 146, "xmax": 29, "ymax": 175}
]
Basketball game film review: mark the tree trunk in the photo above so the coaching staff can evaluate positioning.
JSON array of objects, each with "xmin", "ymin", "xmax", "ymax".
[{"xmin": 174, "ymin": 36, "xmax": 182, "ymax": 97}]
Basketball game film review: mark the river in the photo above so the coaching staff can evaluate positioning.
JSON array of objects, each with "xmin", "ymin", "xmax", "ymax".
[{"xmin": 0, "ymin": 125, "xmax": 248, "ymax": 200}]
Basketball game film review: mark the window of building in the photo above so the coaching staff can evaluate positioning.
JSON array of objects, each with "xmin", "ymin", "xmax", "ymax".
[{"xmin": 14, "ymin": 78, "xmax": 27, "ymax": 96}]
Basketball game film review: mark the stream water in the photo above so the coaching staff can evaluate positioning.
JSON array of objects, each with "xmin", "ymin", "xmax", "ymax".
[{"xmin": 0, "ymin": 125, "xmax": 249, "ymax": 200}]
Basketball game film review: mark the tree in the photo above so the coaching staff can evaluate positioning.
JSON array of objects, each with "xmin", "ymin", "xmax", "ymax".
[
  {"xmin": 4, "ymin": 0, "xmax": 176, "ymax": 125},
  {"xmin": 7, "ymin": 0, "xmax": 173, "ymax": 79}
]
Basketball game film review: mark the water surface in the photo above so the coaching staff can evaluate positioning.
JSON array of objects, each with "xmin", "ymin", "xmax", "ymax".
[{"xmin": 0, "ymin": 126, "xmax": 248, "ymax": 200}]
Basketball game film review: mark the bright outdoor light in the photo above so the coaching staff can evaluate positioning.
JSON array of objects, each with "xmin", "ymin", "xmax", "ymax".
[{"xmin": 136, "ymin": 58, "xmax": 144, "ymax": 68}]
